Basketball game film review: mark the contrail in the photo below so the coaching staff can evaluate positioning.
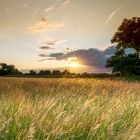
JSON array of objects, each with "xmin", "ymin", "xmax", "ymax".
[
  {"xmin": 102, "ymin": 7, "xmax": 122, "ymax": 27},
  {"xmin": 45, "ymin": 0, "xmax": 71, "ymax": 13}
]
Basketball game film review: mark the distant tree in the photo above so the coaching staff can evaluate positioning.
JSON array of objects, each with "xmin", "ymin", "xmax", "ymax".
[
  {"xmin": 70, "ymin": 73, "xmax": 77, "ymax": 78},
  {"xmin": 0, "ymin": 63, "xmax": 21, "ymax": 75},
  {"xmin": 81, "ymin": 72, "xmax": 89, "ymax": 77},
  {"xmin": 29, "ymin": 70, "xmax": 36, "ymax": 75},
  {"xmin": 38, "ymin": 70, "xmax": 44, "ymax": 75},
  {"xmin": 106, "ymin": 17, "xmax": 140, "ymax": 75},
  {"xmin": 62, "ymin": 69, "xmax": 70, "ymax": 77},
  {"xmin": 111, "ymin": 17, "xmax": 140, "ymax": 58},
  {"xmin": 38, "ymin": 70, "xmax": 51, "ymax": 75},
  {"xmin": 52, "ymin": 70, "xmax": 61, "ymax": 75}
]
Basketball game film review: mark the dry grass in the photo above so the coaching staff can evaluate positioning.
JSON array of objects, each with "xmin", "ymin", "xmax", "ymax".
[{"xmin": 0, "ymin": 77, "xmax": 140, "ymax": 140}]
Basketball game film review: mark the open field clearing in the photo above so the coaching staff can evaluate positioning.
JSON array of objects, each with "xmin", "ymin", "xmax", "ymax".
[{"xmin": 0, "ymin": 77, "xmax": 140, "ymax": 140}]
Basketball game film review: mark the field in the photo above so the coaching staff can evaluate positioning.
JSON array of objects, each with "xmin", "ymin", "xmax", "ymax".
[{"xmin": 0, "ymin": 78, "xmax": 140, "ymax": 140}]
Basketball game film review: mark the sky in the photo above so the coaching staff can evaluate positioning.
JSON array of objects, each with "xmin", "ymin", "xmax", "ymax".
[{"xmin": 0, "ymin": 0, "xmax": 140, "ymax": 72}]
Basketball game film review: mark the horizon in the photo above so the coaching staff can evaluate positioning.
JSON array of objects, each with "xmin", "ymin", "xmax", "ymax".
[
  {"xmin": 20, "ymin": 66, "xmax": 111, "ymax": 74},
  {"xmin": 0, "ymin": 0, "xmax": 140, "ymax": 72}
]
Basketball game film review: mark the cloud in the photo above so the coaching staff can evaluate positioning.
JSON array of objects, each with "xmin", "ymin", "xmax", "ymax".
[
  {"xmin": 45, "ymin": 0, "xmax": 71, "ymax": 13},
  {"xmin": 40, "ymin": 46, "xmax": 54, "ymax": 50},
  {"xmin": 38, "ymin": 52, "xmax": 64, "ymax": 62},
  {"xmin": 59, "ymin": 0, "xmax": 71, "ymax": 9},
  {"xmin": 39, "ymin": 52, "xmax": 64, "ymax": 59},
  {"xmin": 49, "ymin": 53, "xmax": 65, "ymax": 59},
  {"xmin": 103, "ymin": 46, "xmax": 116, "ymax": 58},
  {"xmin": 42, "ymin": 38, "xmax": 66, "ymax": 46},
  {"xmin": 28, "ymin": 18, "xmax": 64, "ymax": 32},
  {"xmin": 102, "ymin": 7, "xmax": 122, "ymax": 27},
  {"xmin": 38, "ymin": 46, "xmax": 116, "ymax": 70},
  {"xmin": 39, "ymin": 38, "xmax": 66, "ymax": 52},
  {"xmin": 64, "ymin": 47, "xmax": 73, "ymax": 53},
  {"xmin": 38, "ymin": 54, "xmax": 48, "ymax": 57},
  {"xmin": 38, "ymin": 58, "xmax": 55, "ymax": 62},
  {"xmin": 54, "ymin": 49, "xmax": 106, "ymax": 68}
]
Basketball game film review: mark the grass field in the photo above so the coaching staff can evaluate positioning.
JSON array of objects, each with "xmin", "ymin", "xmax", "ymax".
[{"xmin": 0, "ymin": 77, "xmax": 140, "ymax": 140}]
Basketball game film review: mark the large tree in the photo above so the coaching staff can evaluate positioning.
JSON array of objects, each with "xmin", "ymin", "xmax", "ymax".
[
  {"xmin": 111, "ymin": 17, "xmax": 140, "ymax": 58},
  {"xmin": 106, "ymin": 53, "xmax": 140, "ymax": 75},
  {"xmin": 106, "ymin": 17, "xmax": 140, "ymax": 75}
]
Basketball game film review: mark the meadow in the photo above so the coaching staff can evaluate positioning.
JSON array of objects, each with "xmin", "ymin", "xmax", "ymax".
[{"xmin": 0, "ymin": 77, "xmax": 140, "ymax": 140}]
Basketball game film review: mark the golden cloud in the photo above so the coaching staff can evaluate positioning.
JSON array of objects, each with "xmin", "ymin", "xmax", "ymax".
[{"xmin": 28, "ymin": 18, "xmax": 64, "ymax": 32}]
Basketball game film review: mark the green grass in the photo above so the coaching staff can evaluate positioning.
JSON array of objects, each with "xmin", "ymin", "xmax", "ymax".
[{"xmin": 0, "ymin": 77, "xmax": 140, "ymax": 140}]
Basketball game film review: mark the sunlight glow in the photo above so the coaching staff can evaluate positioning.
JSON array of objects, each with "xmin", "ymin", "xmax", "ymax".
[{"xmin": 69, "ymin": 62, "xmax": 81, "ymax": 68}]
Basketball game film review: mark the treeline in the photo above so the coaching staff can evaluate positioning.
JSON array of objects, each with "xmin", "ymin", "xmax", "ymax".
[
  {"xmin": 26, "ymin": 70, "xmax": 113, "ymax": 78},
  {"xmin": 26, "ymin": 69, "xmax": 71, "ymax": 77},
  {"xmin": 0, "ymin": 63, "xmax": 113, "ymax": 78}
]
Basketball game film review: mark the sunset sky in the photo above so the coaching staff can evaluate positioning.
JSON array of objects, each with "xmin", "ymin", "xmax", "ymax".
[{"xmin": 0, "ymin": 0, "xmax": 140, "ymax": 72}]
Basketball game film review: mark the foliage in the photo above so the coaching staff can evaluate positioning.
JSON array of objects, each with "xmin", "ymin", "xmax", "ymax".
[
  {"xmin": 61, "ymin": 69, "xmax": 71, "ymax": 76},
  {"xmin": 106, "ymin": 17, "xmax": 140, "ymax": 75},
  {"xmin": 0, "ymin": 63, "xmax": 21, "ymax": 75},
  {"xmin": 52, "ymin": 70, "xmax": 61, "ymax": 75},
  {"xmin": 106, "ymin": 53, "xmax": 140, "ymax": 75},
  {"xmin": 29, "ymin": 70, "xmax": 36, "ymax": 75},
  {"xmin": 38, "ymin": 70, "xmax": 51, "ymax": 75},
  {"xmin": 111, "ymin": 17, "xmax": 140, "ymax": 57}
]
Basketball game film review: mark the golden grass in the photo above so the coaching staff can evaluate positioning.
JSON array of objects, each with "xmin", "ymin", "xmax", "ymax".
[{"xmin": 0, "ymin": 77, "xmax": 140, "ymax": 140}]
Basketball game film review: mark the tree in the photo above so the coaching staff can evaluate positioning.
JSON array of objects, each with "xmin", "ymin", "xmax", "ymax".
[
  {"xmin": 111, "ymin": 17, "xmax": 140, "ymax": 58},
  {"xmin": 62, "ymin": 70, "xmax": 70, "ymax": 77},
  {"xmin": 52, "ymin": 70, "xmax": 61, "ymax": 75},
  {"xmin": 29, "ymin": 70, "xmax": 36, "ymax": 75},
  {"xmin": 81, "ymin": 72, "xmax": 89, "ymax": 78},
  {"xmin": 106, "ymin": 17, "xmax": 140, "ymax": 75},
  {"xmin": 106, "ymin": 54, "xmax": 140, "ymax": 75},
  {"xmin": 38, "ymin": 70, "xmax": 51, "ymax": 75},
  {"xmin": 0, "ymin": 63, "xmax": 21, "ymax": 75}
]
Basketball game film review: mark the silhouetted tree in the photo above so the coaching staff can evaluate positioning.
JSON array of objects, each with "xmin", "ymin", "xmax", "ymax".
[
  {"xmin": 38, "ymin": 70, "xmax": 51, "ymax": 75},
  {"xmin": 111, "ymin": 17, "xmax": 140, "ymax": 58},
  {"xmin": 29, "ymin": 70, "xmax": 36, "ymax": 75},
  {"xmin": 62, "ymin": 70, "xmax": 70, "ymax": 77},
  {"xmin": 106, "ymin": 54, "xmax": 140, "ymax": 75},
  {"xmin": 81, "ymin": 72, "xmax": 90, "ymax": 77},
  {"xmin": 106, "ymin": 17, "xmax": 140, "ymax": 75},
  {"xmin": 0, "ymin": 63, "xmax": 21, "ymax": 75},
  {"xmin": 52, "ymin": 70, "xmax": 61, "ymax": 75}
]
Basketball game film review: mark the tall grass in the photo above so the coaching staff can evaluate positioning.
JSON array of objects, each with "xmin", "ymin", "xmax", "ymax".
[{"xmin": 0, "ymin": 77, "xmax": 140, "ymax": 140}]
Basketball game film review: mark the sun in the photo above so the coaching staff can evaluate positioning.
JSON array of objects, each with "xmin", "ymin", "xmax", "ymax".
[{"xmin": 69, "ymin": 62, "xmax": 81, "ymax": 68}]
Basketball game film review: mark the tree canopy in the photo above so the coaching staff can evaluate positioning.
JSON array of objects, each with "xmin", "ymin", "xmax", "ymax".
[
  {"xmin": 111, "ymin": 17, "xmax": 140, "ymax": 58},
  {"xmin": 0, "ymin": 63, "xmax": 21, "ymax": 75},
  {"xmin": 106, "ymin": 17, "xmax": 140, "ymax": 75}
]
